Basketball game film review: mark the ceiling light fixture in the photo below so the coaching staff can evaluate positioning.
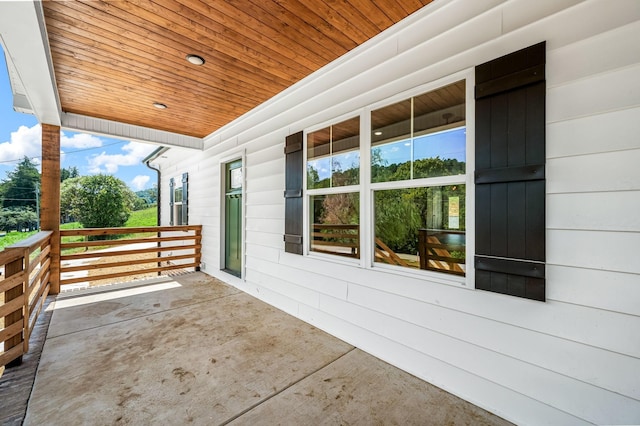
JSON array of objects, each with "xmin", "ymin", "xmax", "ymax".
[
  {"xmin": 374, "ymin": 131, "xmax": 382, "ymax": 136},
  {"xmin": 185, "ymin": 54, "xmax": 205, "ymax": 65},
  {"xmin": 153, "ymin": 102, "xmax": 167, "ymax": 109}
]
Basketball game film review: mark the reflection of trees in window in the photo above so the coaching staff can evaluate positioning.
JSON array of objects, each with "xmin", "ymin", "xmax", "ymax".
[
  {"xmin": 374, "ymin": 185, "xmax": 465, "ymax": 270},
  {"xmin": 372, "ymin": 148, "xmax": 465, "ymax": 183},
  {"xmin": 310, "ymin": 193, "xmax": 359, "ymax": 258},
  {"xmin": 307, "ymin": 116, "xmax": 359, "ymax": 189},
  {"xmin": 371, "ymin": 127, "xmax": 466, "ymax": 183},
  {"xmin": 370, "ymin": 80, "xmax": 467, "ymax": 275}
]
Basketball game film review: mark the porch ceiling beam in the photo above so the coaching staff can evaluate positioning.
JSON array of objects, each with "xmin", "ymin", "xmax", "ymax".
[
  {"xmin": 0, "ymin": 1, "xmax": 61, "ymax": 126},
  {"xmin": 62, "ymin": 112, "xmax": 203, "ymax": 150}
]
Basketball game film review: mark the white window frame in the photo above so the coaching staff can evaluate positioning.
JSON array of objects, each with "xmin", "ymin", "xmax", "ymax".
[
  {"xmin": 303, "ymin": 69, "xmax": 475, "ymax": 288},
  {"xmin": 304, "ymin": 112, "xmax": 362, "ymax": 265}
]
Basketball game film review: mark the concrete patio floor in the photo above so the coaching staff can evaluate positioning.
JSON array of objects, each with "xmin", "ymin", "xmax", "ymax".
[{"xmin": 24, "ymin": 273, "xmax": 511, "ymax": 425}]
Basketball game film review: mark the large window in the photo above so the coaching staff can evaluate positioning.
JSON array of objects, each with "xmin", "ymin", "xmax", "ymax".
[
  {"xmin": 372, "ymin": 80, "xmax": 466, "ymax": 276},
  {"xmin": 307, "ymin": 117, "xmax": 360, "ymax": 258},
  {"xmin": 303, "ymin": 80, "xmax": 467, "ymax": 277}
]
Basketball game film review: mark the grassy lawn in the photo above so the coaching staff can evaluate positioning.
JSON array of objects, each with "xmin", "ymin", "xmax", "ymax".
[
  {"xmin": 125, "ymin": 206, "xmax": 157, "ymax": 227},
  {"xmin": 0, "ymin": 207, "xmax": 158, "ymax": 251}
]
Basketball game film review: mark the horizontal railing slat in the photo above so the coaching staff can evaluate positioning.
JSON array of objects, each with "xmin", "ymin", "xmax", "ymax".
[
  {"xmin": 61, "ymin": 252, "xmax": 199, "ymax": 273},
  {"xmin": 0, "ymin": 272, "xmax": 25, "ymax": 294},
  {"xmin": 6, "ymin": 231, "xmax": 52, "ymax": 252},
  {"xmin": 61, "ymin": 234, "xmax": 198, "ymax": 249},
  {"xmin": 0, "ymin": 296, "xmax": 24, "ymax": 320},
  {"xmin": 60, "ymin": 244, "xmax": 200, "ymax": 261},
  {"xmin": 0, "ymin": 249, "xmax": 24, "ymax": 268},
  {"xmin": 0, "ymin": 342, "xmax": 24, "ymax": 368},
  {"xmin": 60, "ymin": 262, "xmax": 199, "ymax": 286},
  {"xmin": 0, "ymin": 319, "xmax": 23, "ymax": 343},
  {"xmin": 60, "ymin": 225, "xmax": 201, "ymax": 236}
]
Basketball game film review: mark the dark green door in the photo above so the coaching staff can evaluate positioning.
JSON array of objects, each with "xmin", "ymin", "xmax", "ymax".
[{"xmin": 225, "ymin": 160, "xmax": 243, "ymax": 276}]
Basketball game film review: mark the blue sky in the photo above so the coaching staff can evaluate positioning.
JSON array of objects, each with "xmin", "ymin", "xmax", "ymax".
[{"xmin": 0, "ymin": 51, "xmax": 157, "ymax": 191}]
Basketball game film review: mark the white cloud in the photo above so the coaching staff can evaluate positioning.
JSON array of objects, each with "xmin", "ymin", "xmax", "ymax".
[
  {"xmin": 131, "ymin": 175, "xmax": 151, "ymax": 190},
  {"xmin": 0, "ymin": 124, "xmax": 42, "ymax": 162},
  {"xmin": 88, "ymin": 142, "xmax": 156, "ymax": 174},
  {"xmin": 61, "ymin": 132, "xmax": 103, "ymax": 149},
  {"xmin": 0, "ymin": 125, "xmax": 105, "ymax": 166}
]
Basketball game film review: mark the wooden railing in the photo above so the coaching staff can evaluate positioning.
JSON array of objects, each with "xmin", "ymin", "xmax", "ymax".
[
  {"xmin": 59, "ymin": 225, "xmax": 202, "ymax": 286},
  {"xmin": 311, "ymin": 224, "xmax": 465, "ymax": 276},
  {"xmin": 1, "ymin": 231, "xmax": 52, "ymax": 369},
  {"xmin": 311, "ymin": 224, "xmax": 359, "ymax": 258},
  {"xmin": 418, "ymin": 229, "xmax": 465, "ymax": 276}
]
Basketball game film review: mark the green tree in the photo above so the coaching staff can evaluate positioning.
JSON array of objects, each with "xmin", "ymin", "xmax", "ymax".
[
  {"xmin": 135, "ymin": 185, "xmax": 158, "ymax": 205},
  {"xmin": 61, "ymin": 174, "xmax": 136, "ymax": 228},
  {"xmin": 60, "ymin": 166, "xmax": 79, "ymax": 182},
  {"xmin": 0, "ymin": 157, "xmax": 40, "ymax": 209}
]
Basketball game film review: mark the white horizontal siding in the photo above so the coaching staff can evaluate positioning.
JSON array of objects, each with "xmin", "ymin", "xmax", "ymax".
[
  {"xmin": 548, "ymin": 192, "xmax": 640, "ymax": 232},
  {"xmin": 547, "ymin": 107, "xmax": 640, "ymax": 159},
  {"xmin": 548, "ymin": 230, "xmax": 640, "ymax": 275},
  {"xmin": 547, "ymin": 149, "xmax": 640, "ymax": 194},
  {"xmin": 547, "ymin": 64, "xmax": 640, "ymax": 123},
  {"xmin": 346, "ymin": 283, "xmax": 640, "ymax": 400},
  {"xmin": 155, "ymin": 1, "xmax": 640, "ymax": 424},
  {"xmin": 547, "ymin": 265, "xmax": 640, "ymax": 316}
]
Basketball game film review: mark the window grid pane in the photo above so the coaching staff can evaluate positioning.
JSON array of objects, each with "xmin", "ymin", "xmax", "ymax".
[
  {"xmin": 374, "ymin": 185, "xmax": 465, "ymax": 276},
  {"xmin": 310, "ymin": 193, "xmax": 359, "ymax": 259}
]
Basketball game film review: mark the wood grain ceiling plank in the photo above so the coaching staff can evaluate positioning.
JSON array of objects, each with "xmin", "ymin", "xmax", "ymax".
[
  {"xmin": 120, "ymin": 0, "xmax": 315, "ymax": 81},
  {"xmin": 50, "ymin": 58, "xmax": 258, "ymax": 115},
  {"xmin": 58, "ymin": 86, "xmax": 232, "ymax": 135},
  {"xmin": 177, "ymin": 0, "xmax": 329, "ymax": 69},
  {"xmin": 316, "ymin": 0, "xmax": 381, "ymax": 39},
  {"xmin": 266, "ymin": 0, "xmax": 359, "ymax": 52},
  {"xmin": 45, "ymin": 2, "xmax": 291, "ymax": 87},
  {"xmin": 46, "ymin": 27, "xmax": 277, "ymax": 106},
  {"xmin": 67, "ymin": 0, "xmax": 298, "ymax": 88},
  {"xmin": 44, "ymin": 7, "xmax": 286, "ymax": 101},
  {"xmin": 346, "ymin": 0, "xmax": 394, "ymax": 31},
  {"xmin": 240, "ymin": 0, "xmax": 344, "ymax": 63},
  {"xmin": 371, "ymin": 0, "xmax": 412, "ymax": 23},
  {"xmin": 294, "ymin": 0, "xmax": 372, "ymax": 45},
  {"xmin": 47, "ymin": 30, "xmax": 280, "ymax": 108},
  {"xmin": 153, "ymin": 0, "xmax": 320, "ymax": 74},
  {"xmin": 384, "ymin": 0, "xmax": 432, "ymax": 16}
]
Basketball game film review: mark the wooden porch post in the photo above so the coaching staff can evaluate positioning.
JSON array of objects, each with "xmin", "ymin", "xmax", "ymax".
[{"xmin": 40, "ymin": 124, "xmax": 61, "ymax": 294}]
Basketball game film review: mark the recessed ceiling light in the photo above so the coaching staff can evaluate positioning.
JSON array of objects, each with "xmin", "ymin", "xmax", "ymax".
[
  {"xmin": 153, "ymin": 102, "xmax": 167, "ymax": 109},
  {"xmin": 374, "ymin": 131, "xmax": 382, "ymax": 136},
  {"xmin": 186, "ymin": 54, "xmax": 205, "ymax": 65}
]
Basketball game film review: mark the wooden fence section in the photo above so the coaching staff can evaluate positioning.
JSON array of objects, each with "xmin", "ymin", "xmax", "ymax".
[
  {"xmin": 59, "ymin": 225, "xmax": 202, "ymax": 286},
  {"xmin": 311, "ymin": 224, "xmax": 359, "ymax": 258},
  {"xmin": 311, "ymin": 224, "xmax": 465, "ymax": 276},
  {"xmin": 418, "ymin": 229, "xmax": 465, "ymax": 276},
  {"xmin": 1, "ymin": 231, "xmax": 52, "ymax": 369}
]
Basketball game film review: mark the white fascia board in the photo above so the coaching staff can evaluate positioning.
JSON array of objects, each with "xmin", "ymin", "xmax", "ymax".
[
  {"xmin": 62, "ymin": 112, "xmax": 203, "ymax": 150},
  {"xmin": 0, "ymin": 1, "xmax": 61, "ymax": 125}
]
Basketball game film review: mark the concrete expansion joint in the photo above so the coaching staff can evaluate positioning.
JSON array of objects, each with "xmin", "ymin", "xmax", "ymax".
[{"xmin": 218, "ymin": 346, "xmax": 357, "ymax": 426}]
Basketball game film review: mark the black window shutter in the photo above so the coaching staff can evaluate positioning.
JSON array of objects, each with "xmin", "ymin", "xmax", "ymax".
[
  {"xmin": 474, "ymin": 42, "xmax": 546, "ymax": 302},
  {"xmin": 169, "ymin": 177, "xmax": 175, "ymax": 226},
  {"xmin": 284, "ymin": 131, "xmax": 304, "ymax": 254},
  {"xmin": 182, "ymin": 172, "xmax": 188, "ymax": 225}
]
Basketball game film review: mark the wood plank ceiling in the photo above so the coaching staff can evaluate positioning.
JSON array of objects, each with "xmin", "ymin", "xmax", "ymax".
[{"xmin": 42, "ymin": 0, "xmax": 433, "ymax": 138}]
